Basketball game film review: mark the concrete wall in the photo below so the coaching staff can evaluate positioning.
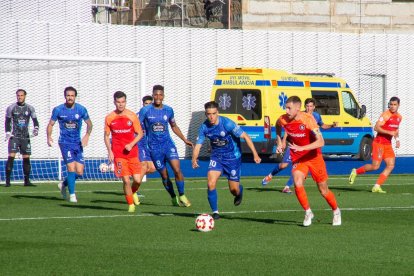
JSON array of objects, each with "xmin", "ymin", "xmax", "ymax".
[{"xmin": 243, "ymin": 0, "xmax": 414, "ymax": 34}]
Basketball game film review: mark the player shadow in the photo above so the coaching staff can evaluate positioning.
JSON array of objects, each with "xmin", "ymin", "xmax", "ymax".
[
  {"xmin": 223, "ymin": 215, "xmax": 301, "ymax": 226},
  {"xmin": 247, "ymin": 187, "xmax": 283, "ymax": 193},
  {"xmin": 90, "ymin": 199, "xmax": 126, "ymax": 205},
  {"xmin": 146, "ymin": 211, "xmax": 197, "ymax": 218},
  {"xmin": 93, "ymin": 191, "xmax": 124, "ymax": 196},
  {"xmin": 60, "ymin": 204, "xmax": 123, "ymax": 211},
  {"xmin": 330, "ymin": 186, "xmax": 365, "ymax": 192},
  {"xmin": 11, "ymin": 195, "xmax": 62, "ymax": 201}
]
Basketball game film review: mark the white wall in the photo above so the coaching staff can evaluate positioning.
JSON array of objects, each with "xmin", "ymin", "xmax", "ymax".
[{"xmin": 1, "ymin": 21, "xmax": 413, "ymax": 159}]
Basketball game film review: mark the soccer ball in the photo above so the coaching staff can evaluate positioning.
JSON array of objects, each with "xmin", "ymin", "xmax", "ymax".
[
  {"xmin": 195, "ymin": 214, "xmax": 214, "ymax": 232},
  {"xmin": 99, "ymin": 163, "xmax": 109, "ymax": 173}
]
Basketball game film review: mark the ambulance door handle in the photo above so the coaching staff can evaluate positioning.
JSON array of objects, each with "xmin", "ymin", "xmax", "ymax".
[{"xmin": 344, "ymin": 122, "xmax": 350, "ymax": 124}]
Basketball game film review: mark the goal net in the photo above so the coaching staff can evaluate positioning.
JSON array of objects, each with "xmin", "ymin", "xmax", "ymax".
[{"xmin": 0, "ymin": 55, "xmax": 145, "ymax": 182}]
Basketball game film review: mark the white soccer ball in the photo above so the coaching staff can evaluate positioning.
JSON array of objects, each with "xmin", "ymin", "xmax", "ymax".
[
  {"xmin": 99, "ymin": 163, "xmax": 109, "ymax": 173},
  {"xmin": 195, "ymin": 214, "xmax": 215, "ymax": 232}
]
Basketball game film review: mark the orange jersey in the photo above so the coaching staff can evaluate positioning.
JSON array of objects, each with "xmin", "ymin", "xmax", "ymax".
[
  {"xmin": 374, "ymin": 110, "xmax": 402, "ymax": 145},
  {"xmin": 278, "ymin": 112, "xmax": 321, "ymax": 162},
  {"xmin": 105, "ymin": 109, "xmax": 142, "ymax": 159}
]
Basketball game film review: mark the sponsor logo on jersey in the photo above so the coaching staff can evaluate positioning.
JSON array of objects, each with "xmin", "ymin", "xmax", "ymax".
[
  {"xmin": 288, "ymin": 132, "xmax": 306, "ymax": 138},
  {"xmin": 113, "ymin": 129, "xmax": 131, "ymax": 133},
  {"xmin": 152, "ymin": 122, "xmax": 165, "ymax": 132},
  {"xmin": 212, "ymin": 138, "xmax": 228, "ymax": 147},
  {"xmin": 65, "ymin": 121, "xmax": 78, "ymax": 129}
]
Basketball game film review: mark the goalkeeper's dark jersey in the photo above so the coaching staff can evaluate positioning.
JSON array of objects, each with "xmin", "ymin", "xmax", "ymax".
[{"xmin": 5, "ymin": 103, "xmax": 38, "ymax": 138}]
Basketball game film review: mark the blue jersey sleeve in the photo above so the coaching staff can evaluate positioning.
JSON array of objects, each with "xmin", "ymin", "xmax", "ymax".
[
  {"xmin": 51, "ymin": 106, "xmax": 60, "ymax": 121},
  {"xmin": 222, "ymin": 117, "xmax": 244, "ymax": 137},
  {"xmin": 138, "ymin": 105, "xmax": 148, "ymax": 125},
  {"xmin": 196, "ymin": 123, "xmax": 207, "ymax": 145},
  {"xmin": 167, "ymin": 106, "xmax": 175, "ymax": 124},
  {"xmin": 81, "ymin": 106, "xmax": 90, "ymax": 121},
  {"xmin": 312, "ymin": 112, "xmax": 323, "ymax": 127}
]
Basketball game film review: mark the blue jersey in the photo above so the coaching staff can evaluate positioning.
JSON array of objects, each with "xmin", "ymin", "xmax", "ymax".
[
  {"xmin": 196, "ymin": 116, "xmax": 244, "ymax": 159},
  {"xmin": 51, "ymin": 103, "xmax": 90, "ymax": 144},
  {"xmin": 312, "ymin": 111, "xmax": 324, "ymax": 127},
  {"xmin": 138, "ymin": 104, "xmax": 175, "ymax": 150}
]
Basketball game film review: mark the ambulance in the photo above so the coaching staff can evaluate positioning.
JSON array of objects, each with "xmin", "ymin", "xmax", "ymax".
[{"xmin": 210, "ymin": 68, "xmax": 374, "ymax": 160}]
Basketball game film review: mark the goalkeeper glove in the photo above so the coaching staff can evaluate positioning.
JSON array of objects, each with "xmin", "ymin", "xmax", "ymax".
[{"xmin": 32, "ymin": 127, "xmax": 39, "ymax": 137}]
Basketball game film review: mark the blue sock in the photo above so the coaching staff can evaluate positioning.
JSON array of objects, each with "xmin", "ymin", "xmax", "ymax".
[
  {"xmin": 176, "ymin": 180, "xmax": 185, "ymax": 196},
  {"xmin": 286, "ymin": 176, "xmax": 294, "ymax": 187},
  {"xmin": 63, "ymin": 179, "xmax": 68, "ymax": 187},
  {"xmin": 67, "ymin": 172, "xmax": 76, "ymax": 195},
  {"xmin": 271, "ymin": 166, "xmax": 282, "ymax": 176},
  {"xmin": 163, "ymin": 178, "xmax": 176, "ymax": 198},
  {"xmin": 207, "ymin": 189, "xmax": 218, "ymax": 212}
]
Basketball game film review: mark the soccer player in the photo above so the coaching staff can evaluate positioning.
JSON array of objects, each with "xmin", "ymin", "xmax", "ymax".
[
  {"xmin": 139, "ymin": 85, "xmax": 193, "ymax": 207},
  {"xmin": 47, "ymin": 86, "xmax": 93, "ymax": 203},
  {"xmin": 192, "ymin": 101, "xmax": 261, "ymax": 220},
  {"xmin": 105, "ymin": 91, "xmax": 143, "ymax": 212},
  {"xmin": 137, "ymin": 95, "xmax": 156, "ymax": 184},
  {"xmin": 349, "ymin": 97, "xmax": 402, "ymax": 193},
  {"xmin": 261, "ymin": 98, "xmax": 338, "ymax": 193},
  {"xmin": 4, "ymin": 89, "xmax": 39, "ymax": 187},
  {"xmin": 277, "ymin": 96, "xmax": 341, "ymax": 227}
]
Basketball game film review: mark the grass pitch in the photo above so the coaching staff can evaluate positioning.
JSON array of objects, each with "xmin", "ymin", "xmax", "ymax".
[{"xmin": 0, "ymin": 175, "xmax": 413, "ymax": 275}]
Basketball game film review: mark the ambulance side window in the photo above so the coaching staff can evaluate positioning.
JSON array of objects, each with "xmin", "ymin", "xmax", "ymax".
[
  {"xmin": 311, "ymin": 91, "xmax": 340, "ymax": 115},
  {"xmin": 214, "ymin": 89, "xmax": 262, "ymax": 120},
  {"xmin": 342, "ymin": 91, "xmax": 359, "ymax": 118}
]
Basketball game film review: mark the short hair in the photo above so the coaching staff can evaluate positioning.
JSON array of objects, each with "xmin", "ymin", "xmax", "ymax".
[
  {"xmin": 286, "ymin": 96, "xmax": 302, "ymax": 105},
  {"xmin": 142, "ymin": 95, "xmax": 153, "ymax": 103},
  {"xmin": 204, "ymin": 101, "xmax": 219, "ymax": 110},
  {"xmin": 152, "ymin": 85, "xmax": 164, "ymax": 93},
  {"xmin": 113, "ymin": 91, "xmax": 127, "ymax": 101},
  {"xmin": 389, "ymin": 96, "xmax": 400, "ymax": 105},
  {"xmin": 64, "ymin": 86, "xmax": 77, "ymax": 97},
  {"xmin": 16, "ymin": 89, "xmax": 27, "ymax": 95},
  {"xmin": 304, "ymin": 98, "xmax": 316, "ymax": 106}
]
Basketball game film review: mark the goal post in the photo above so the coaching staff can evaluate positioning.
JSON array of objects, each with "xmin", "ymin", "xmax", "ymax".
[{"xmin": 0, "ymin": 54, "xmax": 146, "ymax": 182}]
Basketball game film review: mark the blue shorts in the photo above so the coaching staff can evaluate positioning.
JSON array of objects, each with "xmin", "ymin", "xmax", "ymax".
[
  {"xmin": 59, "ymin": 143, "xmax": 84, "ymax": 165},
  {"xmin": 150, "ymin": 143, "xmax": 179, "ymax": 171},
  {"xmin": 208, "ymin": 155, "xmax": 241, "ymax": 182},
  {"xmin": 139, "ymin": 145, "xmax": 152, "ymax": 162},
  {"xmin": 282, "ymin": 147, "xmax": 292, "ymax": 164}
]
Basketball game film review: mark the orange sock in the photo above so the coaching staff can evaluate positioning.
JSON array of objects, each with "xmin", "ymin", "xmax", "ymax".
[
  {"xmin": 125, "ymin": 194, "xmax": 134, "ymax": 205},
  {"xmin": 323, "ymin": 190, "xmax": 338, "ymax": 210},
  {"xmin": 376, "ymin": 173, "xmax": 388, "ymax": 185},
  {"xmin": 356, "ymin": 167, "xmax": 366, "ymax": 175},
  {"xmin": 131, "ymin": 186, "xmax": 138, "ymax": 194},
  {"xmin": 295, "ymin": 186, "xmax": 310, "ymax": 210}
]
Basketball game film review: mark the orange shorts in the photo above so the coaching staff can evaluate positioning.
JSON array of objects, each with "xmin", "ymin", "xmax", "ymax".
[
  {"xmin": 113, "ymin": 158, "xmax": 141, "ymax": 178},
  {"xmin": 292, "ymin": 154, "xmax": 328, "ymax": 183},
  {"xmin": 372, "ymin": 141, "xmax": 395, "ymax": 162}
]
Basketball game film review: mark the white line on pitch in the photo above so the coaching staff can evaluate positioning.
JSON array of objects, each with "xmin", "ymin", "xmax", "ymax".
[{"xmin": 0, "ymin": 205, "xmax": 413, "ymax": 222}]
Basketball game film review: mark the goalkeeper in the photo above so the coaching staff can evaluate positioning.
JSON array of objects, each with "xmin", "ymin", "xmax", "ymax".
[{"xmin": 4, "ymin": 89, "xmax": 39, "ymax": 187}]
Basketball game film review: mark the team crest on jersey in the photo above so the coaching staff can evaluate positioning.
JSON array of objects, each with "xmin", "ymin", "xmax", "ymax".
[
  {"xmin": 171, "ymin": 148, "xmax": 176, "ymax": 153},
  {"xmin": 75, "ymin": 114, "xmax": 80, "ymax": 119},
  {"xmin": 231, "ymin": 170, "xmax": 236, "ymax": 176},
  {"xmin": 25, "ymin": 111, "xmax": 29, "ymax": 116},
  {"xmin": 299, "ymin": 124, "xmax": 305, "ymax": 130},
  {"xmin": 127, "ymin": 120, "xmax": 132, "ymax": 126},
  {"xmin": 292, "ymin": 164, "xmax": 297, "ymax": 169},
  {"xmin": 27, "ymin": 144, "xmax": 31, "ymax": 149},
  {"xmin": 220, "ymin": 131, "xmax": 225, "ymax": 137},
  {"xmin": 379, "ymin": 117, "xmax": 384, "ymax": 122},
  {"xmin": 163, "ymin": 115, "xmax": 168, "ymax": 121}
]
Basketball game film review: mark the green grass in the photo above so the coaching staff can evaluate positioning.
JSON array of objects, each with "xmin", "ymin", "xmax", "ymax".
[{"xmin": 1, "ymin": 175, "xmax": 413, "ymax": 275}]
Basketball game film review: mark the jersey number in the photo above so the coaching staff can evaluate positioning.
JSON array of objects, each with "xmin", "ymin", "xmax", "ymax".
[{"xmin": 209, "ymin": 160, "xmax": 217, "ymax": 168}]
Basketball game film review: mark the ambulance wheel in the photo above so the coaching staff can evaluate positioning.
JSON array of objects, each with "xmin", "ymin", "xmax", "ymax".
[{"xmin": 358, "ymin": 137, "xmax": 372, "ymax": 161}]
